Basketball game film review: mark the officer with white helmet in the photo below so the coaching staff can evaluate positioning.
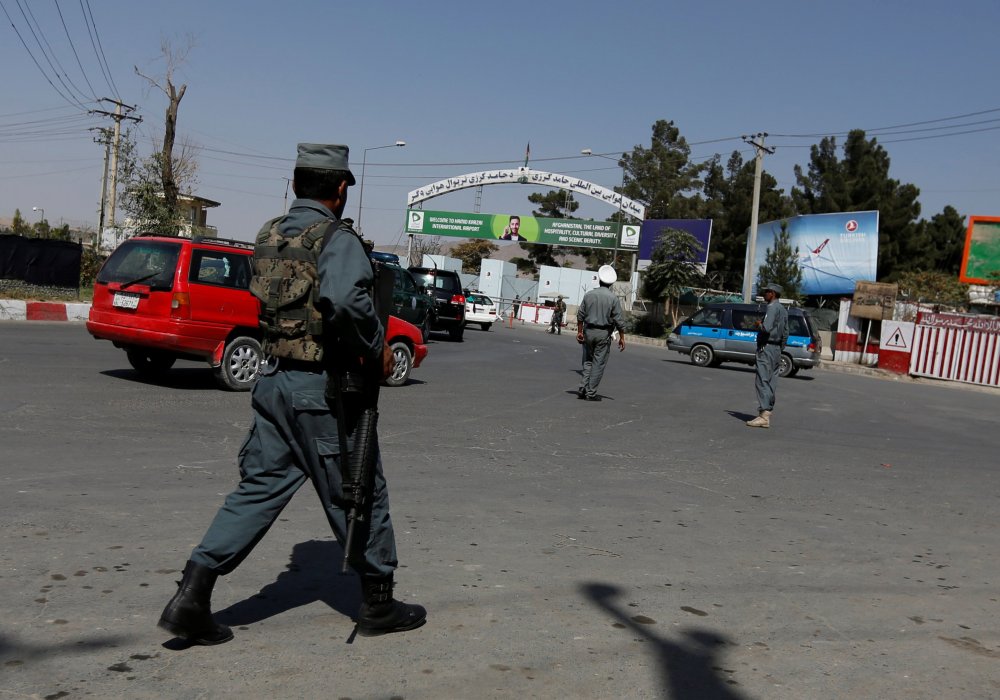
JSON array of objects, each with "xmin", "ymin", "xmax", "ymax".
[{"xmin": 576, "ymin": 264, "xmax": 626, "ymax": 401}]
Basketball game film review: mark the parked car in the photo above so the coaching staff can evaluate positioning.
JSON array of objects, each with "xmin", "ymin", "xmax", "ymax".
[
  {"xmin": 667, "ymin": 302, "xmax": 822, "ymax": 377},
  {"xmin": 407, "ymin": 266, "xmax": 466, "ymax": 341},
  {"xmin": 88, "ymin": 234, "xmax": 427, "ymax": 390},
  {"xmin": 380, "ymin": 262, "xmax": 433, "ymax": 341},
  {"xmin": 384, "ymin": 315, "xmax": 428, "ymax": 386},
  {"xmin": 463, "ymin": 291, "xmax": 498, "ymax": 331}
]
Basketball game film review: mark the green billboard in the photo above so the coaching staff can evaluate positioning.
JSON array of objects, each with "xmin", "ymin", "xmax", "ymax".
[{"xmin": 404, "ymin": 209, "xmax": 639, "ymax": 251}]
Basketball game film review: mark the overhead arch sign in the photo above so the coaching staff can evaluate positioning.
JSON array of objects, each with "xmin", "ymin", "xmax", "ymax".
[{"xmin": 406, "ymin": 167, "xmax": 646, "ymax": 221}]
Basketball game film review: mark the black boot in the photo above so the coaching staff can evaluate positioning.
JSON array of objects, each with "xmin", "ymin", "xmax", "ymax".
[
  {"xmin": 357, "ymin": 575, "xmax": 426, "ymax": 637},
  {"xmin": 158, "ymin": 561, "xmax": 233, "ymax": 645}
]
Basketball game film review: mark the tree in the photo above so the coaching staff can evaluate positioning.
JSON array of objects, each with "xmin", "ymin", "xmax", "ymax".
[
  {"xmin": 11, "ymin": 209, "xmax": 30, "ymax": 236},
  {"xmin": 452, "ymin": 239, "xmax": 498, "ymax": 273},
  {"xmin": 640, "ymin": 226, "xmax": 705, "ymax": 327},
  {"xmin": 756, "ymin": 221, "xmax": 803, "ymax": 300},
  {"xmin": 621, "ymin": 120, "xmax": 709, "ymax": 220},
  {"xmin": 135, "ymin": 37, "xmax": 194, "ymax": 218},
  {"xmin": 923, "ymin": 205, "xmax": 966, "ymax": 275},
  {"xmin": 407, "ymin": 234, "xmax": 442, "ymax": 266},
  {"xmin": 791, "ymin": 130, "xmax": 925, "ymax": 281},
  {"xmin": 896, "ymin": 270, "xmax": 969, "ymax": 308}
]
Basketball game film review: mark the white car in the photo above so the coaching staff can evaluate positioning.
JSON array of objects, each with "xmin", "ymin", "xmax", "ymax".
[{"xmin": 464, "ymin": 292, "xmax": 498, "ymax": 331}]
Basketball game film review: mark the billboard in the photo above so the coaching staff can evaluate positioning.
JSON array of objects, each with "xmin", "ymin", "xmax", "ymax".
[
  {"xmin": 637, "ymin": 219, "xmax": 712, "ymax": 271},
  {"xmin": 405, "ymin": 209, "xmax": 638, "ymax": 251},
  {"xmin": 959, "ymin": 216, "xmax": 1000, "ymax": 285},
  {"xmin": 750, "ymin": 211, "xmax": 879, "ymax": 296}
]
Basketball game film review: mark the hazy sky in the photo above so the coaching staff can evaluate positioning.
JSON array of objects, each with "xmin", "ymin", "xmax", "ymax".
[{"xmin": 2, "ymin": 1, "xmax": 998, "ymax": 247}]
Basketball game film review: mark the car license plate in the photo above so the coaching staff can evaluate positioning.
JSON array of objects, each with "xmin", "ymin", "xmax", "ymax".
[{"xmin": 112, "ymin": 292, "xmax": 140, "ymax": 309}]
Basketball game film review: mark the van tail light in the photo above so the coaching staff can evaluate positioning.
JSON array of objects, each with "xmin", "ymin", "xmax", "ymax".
[
  {"xmin": 171, "ymin": 292, "xmax": 191, "ymax": 319},
  {"xmin": 807, "ymin": 341, "xmax": 817, "ymax": 352},
  {"xmin": 450, "ymin": 294, "xmax": 466, "ymax": 306}
]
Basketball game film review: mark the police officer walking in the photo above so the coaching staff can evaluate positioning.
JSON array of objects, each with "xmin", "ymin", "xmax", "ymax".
[
  {"xmin": 747, "ymin": 282, "xmax": 789, "ymax": 428},
  {"xmin": 158, "ymin": 143, "xmax": 425, "ymax": 645},
  {"xmin": 576, "ymin": 265, "xmax": 626, "ymax": 401}
]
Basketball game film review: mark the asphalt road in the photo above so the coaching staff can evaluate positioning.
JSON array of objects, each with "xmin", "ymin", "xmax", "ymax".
[{"xmin": 1, "ymin": 321, "xmax": 998, "ymax": 699}]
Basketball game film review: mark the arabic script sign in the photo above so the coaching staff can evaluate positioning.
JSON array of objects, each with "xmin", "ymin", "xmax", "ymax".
[
  {"xmin": 917, "ymin": 312, "xmax": 1000, "ymax": 334},
  {"xmin": 407, "ymin": 168, "xmax": 646, "ymax": 221}
]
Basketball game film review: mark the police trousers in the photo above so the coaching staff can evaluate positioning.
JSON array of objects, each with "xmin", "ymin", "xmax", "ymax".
[
  {"xmin": 190, "ymin": 369, "xmax": 398, "ymax": 577},
  {"xmin": 580, "ymin": 328, "xmax": 613, "ymax": 397},
  {"xmin": 754, "ymin": 344, "xmax": 781, "ymax": 412}
]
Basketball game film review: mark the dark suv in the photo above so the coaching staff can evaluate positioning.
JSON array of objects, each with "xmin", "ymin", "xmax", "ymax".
[
  {"xmin": 381, "ymin": 262, "xmax": 433, "ymax": 341},
  {"xmin": 408, "ymin": 266, "xmax": 466, "ymax": 341}
]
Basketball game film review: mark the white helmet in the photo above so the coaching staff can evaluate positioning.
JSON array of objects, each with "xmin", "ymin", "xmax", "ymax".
[{"xmin": 598, "ymin": 265, "xmax": 617, "ymax": 285}]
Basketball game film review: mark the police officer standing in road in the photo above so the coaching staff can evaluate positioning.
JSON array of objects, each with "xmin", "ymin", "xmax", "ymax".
[
  {"xmin": 576, "ymin": 265, "xmax": 626, "ymax": 401},
  {"xmin": 158, "ymin": 143, "xmax": 426, "ymax": 645},
  {"xmin": 747, "ymin": 282, "xmax": 788, "ymax": 428}
]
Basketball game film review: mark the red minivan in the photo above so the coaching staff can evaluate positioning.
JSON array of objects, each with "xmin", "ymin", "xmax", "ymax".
[{"xmin": 87, "ymin": 235, "xmax": 427, "ymax": 390}]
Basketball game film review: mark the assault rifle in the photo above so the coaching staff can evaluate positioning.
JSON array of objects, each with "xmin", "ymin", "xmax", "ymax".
[{"xmin": 333, "ymin": 257, "xmax": 395, "ymax": 573}]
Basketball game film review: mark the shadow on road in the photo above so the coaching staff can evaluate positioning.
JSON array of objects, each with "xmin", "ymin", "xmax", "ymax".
[
  {"xmin": 581, "ymin": 583, "xmax": 749, "ymax": 700},
  {"xmin": 215, "ymin": 540, "xmax": 360, "ymax": 628}
]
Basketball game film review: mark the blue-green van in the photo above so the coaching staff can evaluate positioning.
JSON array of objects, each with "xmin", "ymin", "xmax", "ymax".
[{"xmin": 667, "ymin": 303, "xmax": 821, "ymax": 377}]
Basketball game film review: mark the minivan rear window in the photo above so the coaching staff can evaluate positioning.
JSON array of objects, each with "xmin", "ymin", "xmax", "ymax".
[
  {"xmin": 788, "ymin": 315, "xmax": 810, "ymax": 337},
  {"xmin": 97, "ymin": 239, "xmax": 181, "ymax": 290}
]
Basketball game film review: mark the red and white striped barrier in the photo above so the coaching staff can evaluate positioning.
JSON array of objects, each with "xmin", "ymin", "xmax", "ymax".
[
  {"xmin": 909, "ymin": 312, "xmax": 1000, "ymax": 388},
  {"xmin": 834, "ymin": 300, "xmax": 879, "ymax": 365},
  {"xmin": 0, "ymin": 300, "xmax": 91, "ymax": 322}
]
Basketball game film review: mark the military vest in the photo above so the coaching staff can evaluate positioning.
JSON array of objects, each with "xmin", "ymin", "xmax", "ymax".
[{"xmin": 249, "ymin": 217, "xmax": 342, "ymax": 362}]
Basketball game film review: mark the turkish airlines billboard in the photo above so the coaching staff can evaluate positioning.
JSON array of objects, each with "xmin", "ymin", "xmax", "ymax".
[{"xmin": 749, "ymin": 211, "xmax": 879, "ymax": 295}]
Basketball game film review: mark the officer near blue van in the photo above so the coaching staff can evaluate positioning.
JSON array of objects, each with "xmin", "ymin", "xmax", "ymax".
[
  {"xmin": 747, "ymin": 282, "xmax": 788, "ymax": 428},
  {"xmin": 576, "ymin": 265, "xmax": 626, "ymax": 401},
  {"xmin": 158, "ymin": 143, "xmax": 426, "ymax": 644}
]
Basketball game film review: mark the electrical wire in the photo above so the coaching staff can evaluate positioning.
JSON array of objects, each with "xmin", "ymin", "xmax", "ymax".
[
  {"xmin": 80, "ymin": 0, "xmax": 119, "ymax": 101},
  {"xmin": 55, "ymin": 0, "xmax": 98, "ymax": 100}
]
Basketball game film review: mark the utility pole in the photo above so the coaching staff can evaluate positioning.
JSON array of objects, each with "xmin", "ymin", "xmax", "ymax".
[
  {"xmin": 91, "ymin": 99, "xmax": 141, "ymax": 231},
  {"xmin": 741, "ymin": 133, "xmax": 775, "ymax": 302},
  {"xmin": 90, "ymin": 127, "xmax": 113, "ymax": 236}
]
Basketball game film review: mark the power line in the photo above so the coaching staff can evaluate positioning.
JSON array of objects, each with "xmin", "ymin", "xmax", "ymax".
[
  {"xmin": 55, "ymin": 0, "xmax": 98, "ymax": 100},
  {"xmin": 80, "ymin": 0, "xmax": 119, "ymax": 100},
  {"xmin": 13, "ymin": 0, "xmax": 91, "ymax": 108},
  {"xmin": 0, "ymin": 0, "xmax": 85, "ymax": 110}
]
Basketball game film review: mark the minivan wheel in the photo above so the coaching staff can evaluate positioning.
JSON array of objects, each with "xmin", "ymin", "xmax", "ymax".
[
  {"xmin": 126, "ymin": 348, "xmax": 176, "ymax": 375},
  {"xmin": 215, "ymin": 336, "xmax": 262, "ymax": 391},
  {"xmin": 420, "ymin": 315, "xmax": 431, "ymax": 343},
  {"xmin": 690, "ymin": 344, "xmax": 714, "ymax": 367},
  {"xmin": 384, "ymin": 341, "xmax": 412, "ymax": 387},
  {"xmin": 778, "ymin": 353, "xmax": 795, "ymax": 378}
]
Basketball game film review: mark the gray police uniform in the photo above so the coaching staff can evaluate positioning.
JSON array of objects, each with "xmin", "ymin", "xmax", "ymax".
[
  {"xmin": 755, "ymin": 297, "xmax": 789, "ymax": 412},
  {"xmin": 190, "ymin": 198, "xmax": 398, "ymax": 578},
  {"xmin": 577, "ymin": 286, "xmax": 625, "ymax": 399}
]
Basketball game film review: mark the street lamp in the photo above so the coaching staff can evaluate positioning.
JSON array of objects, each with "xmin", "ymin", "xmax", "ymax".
[
  {"xmin": 582, "ymin": 149, "xmax": 626, "ymax": 265},
  {"xmin": 357, "ymin": 140, "xmax": 406, "ymax": 234},
  {"xmin": 32, "ymin": 206, "xmax": 45, "ymax": 222}
]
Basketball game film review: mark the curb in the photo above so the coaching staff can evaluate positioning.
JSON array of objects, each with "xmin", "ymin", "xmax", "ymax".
[{"xmin": 0, "ymin": 300, "xmax": 91, "ymax": 322}]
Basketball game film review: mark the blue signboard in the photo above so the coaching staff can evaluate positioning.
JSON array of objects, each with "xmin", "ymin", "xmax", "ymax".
[
  {"xmin": 750, "ymin": 211, "xmax": 879, "ymax": 295},
  {"xmin": 638, "ymin": 219, "xmax": 712, "ymax": 270}
]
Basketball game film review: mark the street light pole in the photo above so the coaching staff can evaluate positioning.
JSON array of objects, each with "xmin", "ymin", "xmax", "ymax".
[
  {"xmin": 582, "ymin": 149, "xmax": 626, "ymax": 265},
  {"xmin": 357, "ymin": 140, "xmax": 406, "ymax": 235},
  {"xmin": 32, "ymin": 206, "xmax": 45, "ymax": 222}
]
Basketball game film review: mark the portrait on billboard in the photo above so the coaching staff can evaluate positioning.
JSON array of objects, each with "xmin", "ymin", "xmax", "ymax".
[{"xmin": 500, "ymin": 215, "xmax": 525, "ymax": 240}]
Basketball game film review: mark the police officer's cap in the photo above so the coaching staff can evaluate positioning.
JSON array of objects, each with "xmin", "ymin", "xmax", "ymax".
[
  {"xmin": 598, "ymin": 265, "xmax": 617, "ymax": 285},
  {"xmin": 763, "ymin": 283, "xmax": 783, "ymax": 295},
  {"xmin": 296, "ymin": 143, "xmax": 356, "ymax": 185}
]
